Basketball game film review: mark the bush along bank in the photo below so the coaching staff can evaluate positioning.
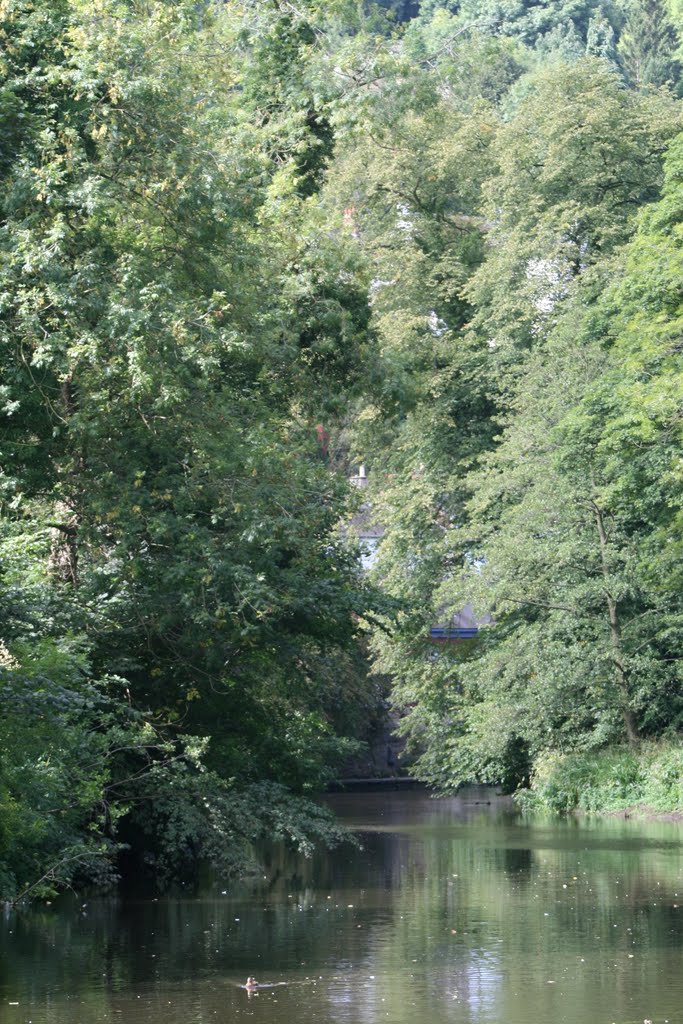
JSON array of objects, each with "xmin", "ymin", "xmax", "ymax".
[{"xmin": 516, "ymin": 743, "xmax": 683, "ymax": 817}]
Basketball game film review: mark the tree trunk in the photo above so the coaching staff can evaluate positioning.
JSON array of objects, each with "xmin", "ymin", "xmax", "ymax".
[
  {"xmin": 592, "ymin": 498, "xmax": 639, "ymax": 748},
  {"xmin": 48, "ymin": 376, "xmax": 80, "ymax": 587},
  {"xmin": 48, "ymin": 506, "xmax": 79, "ymax": 588}
]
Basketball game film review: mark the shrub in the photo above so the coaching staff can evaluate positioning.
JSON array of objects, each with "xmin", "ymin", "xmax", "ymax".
[{"xmin": 519, "ymin": 742, "xmax": 683, "ymax": 814}]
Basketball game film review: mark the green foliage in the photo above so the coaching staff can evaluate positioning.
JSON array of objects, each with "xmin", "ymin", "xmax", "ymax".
[
  {"xmin": 3, "ymin": 0, "xmax": 683, "ymax": 903},
  {"xmin": 0, "ymin": 670, "xmax": 115, "ymax": 901},
  {"xmin": 340, "ymin": 5, "xmax": 683, "ymax": 803},
  {"xmin": 0, "ymin": 661, "xmax": 355, "ymax": 901},
  {"xmin": 0, "ymin": 0, "xmax": 381, "ymax": 902},
  {"xmin": 128, "ymin": 776, "xmax": 353, "ymax": 885},
  {"xmin": 375, "ymin": 0, "xmax": 421, "ymax": 23},
  {"xmin": 470, "ymin": 58, "xmax": 680, "ymax": 355},
  {"xmin": 618, "ymin": 0, "xmax": 681, "ymax": 90},
  {"xmin": 423, "ymin": 0, "xmax": 626, "ymax": 57},
  {"xmin": 423, "ymin": 291, "xmax": 681, "ymax": 763},
  {"xmin": 523, "ymin": 743, "xmax": 683, "ymax": 811}
]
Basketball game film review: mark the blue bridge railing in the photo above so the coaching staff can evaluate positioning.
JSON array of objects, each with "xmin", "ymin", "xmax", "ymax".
[{"xmin": 429, "ymin": 626, "xmax": 479, "ymax": 641}]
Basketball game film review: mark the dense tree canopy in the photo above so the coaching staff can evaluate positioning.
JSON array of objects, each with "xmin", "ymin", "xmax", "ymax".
[
  {"xmin": 2, "ymin": 0, "xmax": 683, "ymax": 900},
  {"xmin": 0, "ymin": 0, "xmax": 381, "ymax": 901},
  {"xmin": 324, "ymin": 2, "xmax": 683, "ymax": 794}
]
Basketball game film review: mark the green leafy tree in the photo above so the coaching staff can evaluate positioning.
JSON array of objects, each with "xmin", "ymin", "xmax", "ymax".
[
  {"xmin": 468, "ymin": 58, "xmax": 680, "ymax": 357},
  {"xmin": 0, "ymin": 0, "xmax": 381, "ymax": 899},
  {"xmin": 455, "ymin": 0, "xmax": 626, "ymax": 53},
  {"xmin": 321, "ymin": 33, "xmax": 502, "ymax": 617},
  {"xmin": 381, "ymin": 276, "xmax": 682, "ymax": 790},
  {"xmin": 590, "ymin": 128, "xmax": 683, "ymax": 703},
  {"xmin": 618, "ymin": 0, "xmax": 681, "ymax": 89},
  {"xmin": 358, "ymin": 50, "xmax": 681, "ymax": 792}
]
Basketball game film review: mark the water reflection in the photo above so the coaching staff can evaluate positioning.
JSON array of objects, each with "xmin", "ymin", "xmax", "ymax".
[{"xmin": 1, "ymin": 789, "xmax": 682, "ymax": 1024}]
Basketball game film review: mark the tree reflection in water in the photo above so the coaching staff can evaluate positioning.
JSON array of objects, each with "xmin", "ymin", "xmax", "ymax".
[{"xmin": 1, "ymin": 790, "xmax": 682, "ymax": 1024}]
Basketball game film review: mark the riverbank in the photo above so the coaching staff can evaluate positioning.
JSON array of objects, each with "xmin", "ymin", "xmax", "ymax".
[
  {"xmin": 606, "ymin": 805, "xmax": 683, "ymax": 823},
  {"xmin": 517, "ymin": 742, "xmax": 683, "ymax": 816}
]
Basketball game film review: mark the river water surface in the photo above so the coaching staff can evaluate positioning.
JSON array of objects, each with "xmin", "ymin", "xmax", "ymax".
[{"xmin": 2, "ymin": 788, "xmax": 682, "ymax": 1024}]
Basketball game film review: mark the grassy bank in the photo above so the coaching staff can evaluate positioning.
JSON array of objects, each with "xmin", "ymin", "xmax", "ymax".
[{"xmin": 517, "ymin": 742, "xmax": 683, "ymax": 816}]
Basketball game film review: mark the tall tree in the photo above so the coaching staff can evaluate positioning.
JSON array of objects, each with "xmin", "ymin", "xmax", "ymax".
[
  {"xmin": 0, "ymin": 0, "xmax": 381, "ymax": 898},
  {"xmin": 361, "ymin": 53, "xmax": 681, "ymax": 790},
  {"xmin": 468, "ymin": 58, "xmax": 679, "ymax": 358},
  {"xmin": 618, "ymin": 0, "xmax": 681, "ymax": 89},
  {"xmin": 455, "ymin": 0, "xmax": 625, "ymax": 52}
]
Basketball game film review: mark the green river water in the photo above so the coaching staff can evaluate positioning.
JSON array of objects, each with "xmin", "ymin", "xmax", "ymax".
[{"xmin": 1, "ymin": 788, "xmax": 682, "ymax": 1024}]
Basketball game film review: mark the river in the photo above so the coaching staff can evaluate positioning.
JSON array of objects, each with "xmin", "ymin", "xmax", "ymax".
[{"xmin": 1, "ymin": 787, "xmax": 682, "ymax": 1024}]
